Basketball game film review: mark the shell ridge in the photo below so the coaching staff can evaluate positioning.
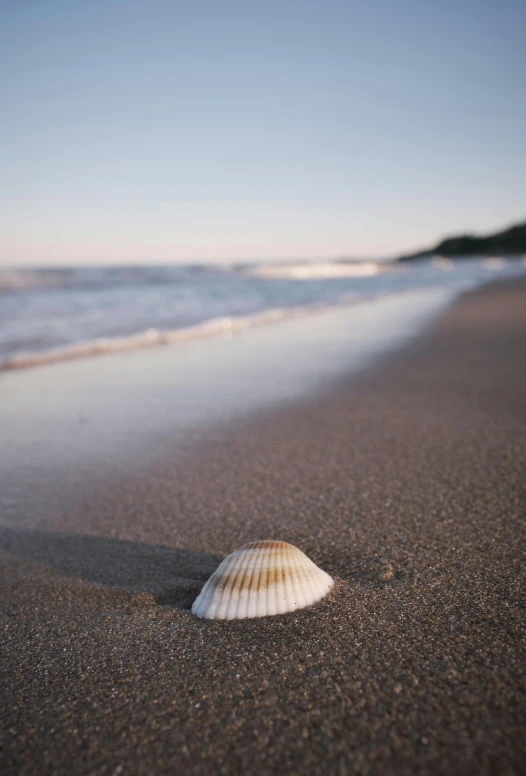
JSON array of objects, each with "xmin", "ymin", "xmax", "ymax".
[
  {"xmin": 271, "ymin": 550, "xmax": 281, "ymax": 615},
  {"xmin": 293, "ymin": 563, "xmax": 307, "ymax": 609},
  {"xmin": 193, "ymin": 555, "xmax": 229, "ymax": 617},
  {"xmin": 284, "ymin": 545, "xmax": 297, "ymax": 612},
  {"xmin": 205, "ymin": 554, "xmax": 232, "ymax": 619},
  {"xmin": 243, "ymin": 547, "xmax": 263, "ymax": 618},
  {"xmin": 245, "ymin": 547, "xmax": 259, "ymax": 619},
  {"xmin": 299, "ymin": 557, "xmax": 316, "ymax": 608},
  {"xmin": 212, "ymin": 551, "xmax": 238, "ymax": 619},
  {"xmin": 291, "ymin": 550, "xmax": 306, "ymax": 605},
  {"xmin": 249, "ymin": 545, "xmax": 266, "ymax": 618},
  {"xmin": 261, "ymin": 551, "xmax": 271, "ymax": 617},
  {"xmin": 257, "ymin": 545, "xmax": 270, "ymax": 617},
  {"xmin": 211, "ymin": 553, "xmax": 239, "ymax": 616},
  {"xmin": 280, "ymin": 545, "xmax": 293, "ymax": 613},
  {"xmin": 233, "ymin": 546, "xmax": 254, "ymax": 620},
  {"xmin": 290, "ymin": 548, "xmax": 302, "ymax": 607},
  {"xmin": 199, "ymin": 573, "xmax": 219, "ymax": 615},
  {"xmin": 285, "ymin": 544, "xmax": 297, "ymax": 611},
  {"xmin": 191, "ymin": 578, "xmax": 210, "ymax": 617},
  {"xmin": 222, "ymin": 548, "xmax": 248, "ymax": 620},
  {"xmin": 291, "ymin": 549, "xmax": 305, "ymax": 610},
  {"xmin": 308, "ymin": 556, "xmax": 327, "ymax": 602},
  {"xmin": 290, "ymin": 546, "xmax": 303, "ymax": 609}
]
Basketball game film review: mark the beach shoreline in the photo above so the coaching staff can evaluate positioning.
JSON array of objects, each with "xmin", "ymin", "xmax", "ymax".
[{"xmin": 1, "ymin": 277, "xmax": 525, "ymax": 775}]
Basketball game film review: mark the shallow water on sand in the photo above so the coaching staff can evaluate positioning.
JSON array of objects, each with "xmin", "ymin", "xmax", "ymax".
[{"xmin": 0, "ymin": 283, "xmax": 488, "ymax": 488}]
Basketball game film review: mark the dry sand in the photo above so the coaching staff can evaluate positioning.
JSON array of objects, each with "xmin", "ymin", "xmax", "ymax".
[{"xmin": 1, "ymin": 278, "xmax": 525, "ymax": 775}]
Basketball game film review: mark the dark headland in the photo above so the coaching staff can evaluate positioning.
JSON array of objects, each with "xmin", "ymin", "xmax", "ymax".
[{"xmin": 397, "ymin": 219, "xmax": 526, "ymax": 261}]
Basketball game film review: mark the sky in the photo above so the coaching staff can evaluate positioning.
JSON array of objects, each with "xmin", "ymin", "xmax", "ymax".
[{"xmin": 1, "ymin": 0, "xmax": 525, "ymax": 266}]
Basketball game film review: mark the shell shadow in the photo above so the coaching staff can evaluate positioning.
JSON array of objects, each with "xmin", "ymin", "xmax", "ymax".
[{"xmin": 0, "ymin": 526, "xmax": 221, "ymax": 612}]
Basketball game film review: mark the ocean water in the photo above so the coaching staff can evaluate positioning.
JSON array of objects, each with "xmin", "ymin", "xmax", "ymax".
[{"xmin": 1, "ymin": 257, "xmax": 525, "ymax": 370}]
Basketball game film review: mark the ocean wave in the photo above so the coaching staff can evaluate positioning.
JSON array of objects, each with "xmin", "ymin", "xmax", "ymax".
[
  {"xmin": 482, "ymin": 257, "xmax": 507, "ymax": 270},
  {"xmin": 243, "ymin": 261, "xmax": 383, "ymax": 279},
  {"xmin": 3, "ymin": 258, "xmax": 524, "ymax": 372},
  {"xmin": 0, "ymin": 265, "xmax": 228, "ymax": 294},
  {"xmin": 0, "ymin": 298, "xmax": 359, "ymax": 372},
  {"xmin": 431, "ymin": 257, "xmax": 454, "ymax": 270},
  {"xmin": 0, "ymin": 269, "xmax": 72, "ymax": 293}
]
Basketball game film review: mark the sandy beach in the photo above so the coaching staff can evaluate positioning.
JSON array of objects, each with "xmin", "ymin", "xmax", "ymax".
[{"xmin": 1, "ymin": 277, "xmax": 525, "ymax": 775}]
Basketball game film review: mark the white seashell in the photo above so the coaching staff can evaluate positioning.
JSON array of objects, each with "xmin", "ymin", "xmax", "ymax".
[{"xmin": 191, "ymin": 540, "xmax": 334, "ymax": 620}]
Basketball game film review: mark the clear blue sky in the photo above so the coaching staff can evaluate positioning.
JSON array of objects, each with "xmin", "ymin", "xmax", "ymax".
[{"xmin": 2, "ymin": 0, "xmax": 525, "ymax": 265}]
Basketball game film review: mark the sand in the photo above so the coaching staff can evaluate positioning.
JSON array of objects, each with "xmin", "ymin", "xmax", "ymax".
[{"xmin": 1, "ymin": 278, "xmax": 525, "ymax": 775}]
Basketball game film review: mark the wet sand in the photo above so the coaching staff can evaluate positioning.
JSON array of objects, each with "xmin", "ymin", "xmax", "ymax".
[{"xmin": 1, "ymin": 278, "xmax": 525, "ymax": 775}]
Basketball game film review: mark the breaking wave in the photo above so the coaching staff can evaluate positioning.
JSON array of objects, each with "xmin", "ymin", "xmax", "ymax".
[
  {"xmin": 0, "ymin": 298, "xmax": 357, "ymax": 372},
  {"xmin": 1, "ymin": 257, "xmax": 524, "ymax": 372},
  {"xmin": 243, "ymin": 261, "xmax": 383, "ymax": 279}
]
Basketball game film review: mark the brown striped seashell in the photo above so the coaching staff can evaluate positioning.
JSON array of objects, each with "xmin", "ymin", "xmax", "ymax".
[{"xmin": 191, "ymin": 540, "xmax": 334, "ymax": 620}]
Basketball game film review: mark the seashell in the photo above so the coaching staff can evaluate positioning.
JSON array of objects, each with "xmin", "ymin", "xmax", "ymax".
[{"xmin": 191, "ymin": 540, "xmax": 334, "ymax": 620}]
